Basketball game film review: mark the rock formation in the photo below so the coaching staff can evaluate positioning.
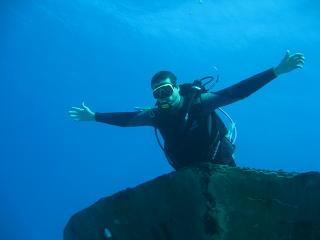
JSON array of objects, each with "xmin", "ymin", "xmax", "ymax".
[{"xmin": 64, "ymin": 163, "xmax": 320, "ymax": 240}]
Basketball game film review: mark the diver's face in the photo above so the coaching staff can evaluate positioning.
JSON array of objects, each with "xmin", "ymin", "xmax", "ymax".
[{"xmin": 152, "ymin": 78, "xmax": 181, "ymax": 110}]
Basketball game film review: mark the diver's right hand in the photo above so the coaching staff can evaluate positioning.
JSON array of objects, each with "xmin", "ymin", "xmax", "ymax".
[{"xmin": 69, "ymin": 102, "xmax": 95, "ymax": 121}]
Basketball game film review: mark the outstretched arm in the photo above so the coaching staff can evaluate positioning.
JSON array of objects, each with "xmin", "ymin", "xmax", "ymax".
[
  {"xmin": 69, "ymin": 102, "xmax": 155, "ymax": 127},
  {"xmin": 200, "ymin": 50, "xmax": 305, "ymax": 110},
  {"xmin": 94, "ymin": 110, "xmax": 155, "ymax": 127}
]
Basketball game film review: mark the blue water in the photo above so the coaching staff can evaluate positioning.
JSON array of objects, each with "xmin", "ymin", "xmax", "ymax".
[{"xmin": 1, "ymin": 0, "xmax": 319, "ymax": 239}]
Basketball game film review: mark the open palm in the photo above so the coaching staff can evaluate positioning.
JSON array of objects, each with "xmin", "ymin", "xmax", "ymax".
[
  {"xmin": 274, "ymin": 50, "xmax": 305, "ymax": 76},
  {"xmin": 69, "ymin": 102, "xmax": 95, "ymax": 121}
]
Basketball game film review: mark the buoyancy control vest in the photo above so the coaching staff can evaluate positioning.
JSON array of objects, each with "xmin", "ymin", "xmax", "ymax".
[{"xmin": 153, "ymin": 81, "xmax": 230, "ymax": 170}]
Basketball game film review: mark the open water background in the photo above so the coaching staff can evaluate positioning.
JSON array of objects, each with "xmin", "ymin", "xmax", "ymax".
[{"xmin": 1, "ymin": 0, "xmax": 319, "ymax": 239}]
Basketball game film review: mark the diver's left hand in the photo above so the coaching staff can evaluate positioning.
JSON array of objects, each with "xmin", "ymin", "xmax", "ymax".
[{"xmin": 273, "ymin": 50, "xmax": 305, "ymax": 76}]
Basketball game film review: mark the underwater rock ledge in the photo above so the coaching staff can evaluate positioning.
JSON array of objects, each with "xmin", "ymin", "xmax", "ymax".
[{"xmin": 64, "ymin": 163, "xmax": 320, "ymax": 240}]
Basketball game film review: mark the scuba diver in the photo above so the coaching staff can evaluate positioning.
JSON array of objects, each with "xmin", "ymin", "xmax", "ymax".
[{"xmin": 69, "ymin": 50, "xmax": 305, "ymax": 170}]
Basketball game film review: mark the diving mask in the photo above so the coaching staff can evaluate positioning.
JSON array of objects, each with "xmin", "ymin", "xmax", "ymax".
[{"xmin": 152, "ymin": 83, "xmax": 174, "ymax": 99}]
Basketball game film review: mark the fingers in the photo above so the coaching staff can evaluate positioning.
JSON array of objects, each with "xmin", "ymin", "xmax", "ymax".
[
  {"xmin": 294, "ymin": 63, "xmax": 304, "ymax": 69},
  {"xmin": 69, "ymin": 113, "xmax": 79, "ymax": 117},
  {"xmin": 70, "ymin": 102, "xmax": 89, "ymax": 111},
  {"xmin": 291, "ymin": 56, "xmax": 305, "ymax": 68},
  {"xmin": 69, "ymin": 113, "xmax": 80, "ymax": 121},
  {"xmin": 286, "ymin": 51, "xmax": 305, "ymax": 69},
  {"xmin": 295, "ymin": 59, "xmax": 305, "ymax": 64},
  {"xmin": 278, "ymin": 50, "xmax": 291, "ymax": 66},
  {"xmin": 292, "ymin": 58, "xmax": 305, "ymax": 64},
  {"xmin": 292, "ymin": 57, "xmax": 305, "ymax": 63},
  {"xmin": 296, "ymin": 58, "xmax": 304, "ymax": 67},
  {"xmin": 292, "ymin": 53, "xmax": 304, "ymax": 58},
  {"xmin": 69, "ymin": 102, "xmax": 91, "ymax": 121},
  {"xmin": 285, "ymin": 50, "xmax": 306, "ymax": 61},
  {"xmin": 82, "ymin": 102, "xmax": 92, "ymax": 113},
  {"xmin": 68, "ymin": 111, "xmax": 80, "ymax": 120},
  {"xmin": 276, "ymin": 50, "xmax": 305, "ymax": 75},
  {"xmin": 287, "ymin": 51, "xmax": 305, "ymax": 61},
  {"xmin": 283, "ymin": 49, "xmax": 290, "ymax": 61},
  {"xmin": 82, "ymin": 101, "xmax": 88, "ymax": 110},
  {"xmin": 292, "ymin": 55, "xmax": 305, "ymax": 63},
  {"xmin": 71, "ymin": 107, "xmax": 84, "ymax": 111},
  {"xmin": 69, "ymin": 108, "xmax": 82, "ymax": 120},
  {"xmin": 69, "ymin": 110, "xmax": 79, "ymax": 114}
]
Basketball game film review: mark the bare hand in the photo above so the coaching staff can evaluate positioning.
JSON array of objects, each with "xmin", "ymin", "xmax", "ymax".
[
  {"xmin": 274, "ymin": 50, "xmax": 305, "ymax": 76},
  {"xmin": 69, "ymin": 102, "xmax": 95, "ymax": 121}
]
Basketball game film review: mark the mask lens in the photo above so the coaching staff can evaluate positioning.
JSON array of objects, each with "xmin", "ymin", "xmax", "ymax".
[{"xmin": 153, "ymin": 84, "xmax": 174, "ymax": 99}]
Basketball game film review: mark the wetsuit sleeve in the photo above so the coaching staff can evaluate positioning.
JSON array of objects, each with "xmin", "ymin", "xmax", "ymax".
[
  {"xmin": 94, "ymin": 110, "xmax": 155, "ymax": 127},
  {"xmin": 200, "ymin": 68, "xmax": 277, "ymax": 110}
]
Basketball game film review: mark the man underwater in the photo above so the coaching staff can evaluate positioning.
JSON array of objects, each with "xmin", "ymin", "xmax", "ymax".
[{"xmin": 69, "ymin": 50, "xmax": 305, "ymax": 170}]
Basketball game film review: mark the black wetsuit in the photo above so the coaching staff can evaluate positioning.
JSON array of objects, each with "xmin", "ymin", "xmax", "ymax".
[{"xmin": 95, "ymin": 68, "xmax": 277, "ymax": 170}]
